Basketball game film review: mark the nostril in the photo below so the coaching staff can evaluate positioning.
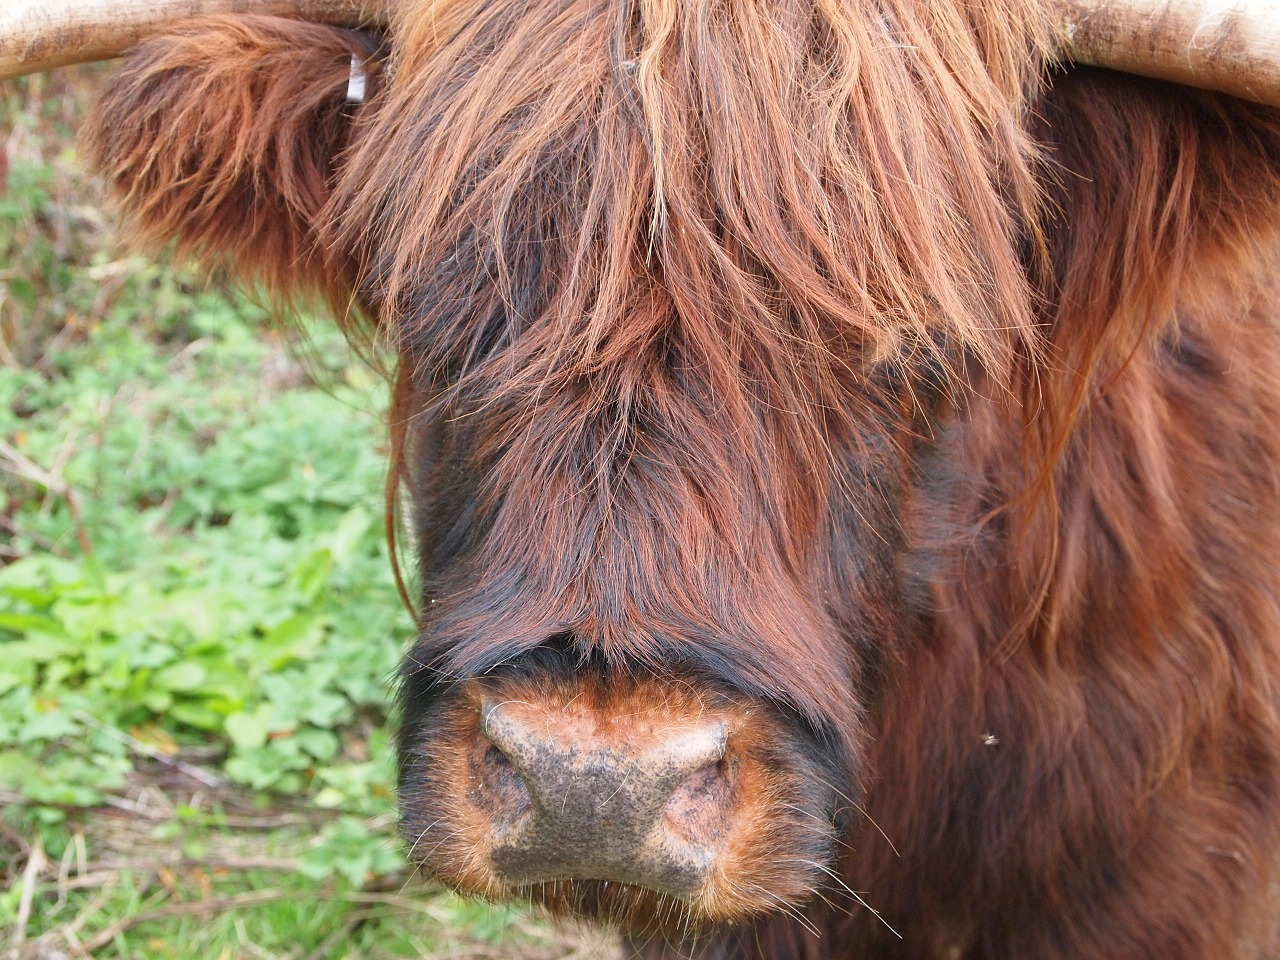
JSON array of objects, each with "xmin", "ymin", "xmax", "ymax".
[
  {"xmin": 663, "ymin": 757, "xmax": 734, "ymax": 845},
  {"xmin": 482, "ymin": 742, "xmax": 514, "ymax": 777},
  {"xmin": 472, "ymin": 735, "xmax": 532, "ymax": 829},
  {"xmin": 683, "ymin": 757, "xmax": 730, "ymax": 793}
]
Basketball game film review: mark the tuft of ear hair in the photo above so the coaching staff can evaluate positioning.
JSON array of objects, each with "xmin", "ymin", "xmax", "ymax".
[{"xmin": 83, "ymin": 15, "xmax": 381, "ymax": 307}]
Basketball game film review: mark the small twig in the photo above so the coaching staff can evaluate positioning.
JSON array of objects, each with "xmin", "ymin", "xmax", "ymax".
[
  {"xmin": 164, "ymin": 336, "xmax": 211, "ymax": 374},
  {"xmin": 85, "ymin": 261, "xmax": 129, "ymax": 325},
  {"xmin": 10, "ymin": 837, "xmax": 46, "ymax": 950},
  {"xmin": 234, "ymin": 916, "xmax": 284, "ymax": 960},
  {"xmin": 64, "ymin": 493, "xmax": 92, "ymax": 557},
  {"xmin": 60, "ymin": 925, "xmax": 85, "ymax": 957},
  {"xmin": 0, "ymin": 809, "xmax": 31, "ymax": 854},
  {"xmin": 200, "ymin": 812, "xmax": 320, "ymax": 830},
  {"xmin": 74, "ymin": 831, "xmax": 88, "ymax": 879},
  {"xmin": 67, "ymin": 856, "xmax": 302, "ymax": 876},
  {"xmin": 59, "ymin": 879, "xmax": 118, "ymax": 941},
  {"xmin": 30, "ymin": 315, "xmax": 80, "ymax": 376},
  {"xmin": 0, "ymin": 514, "xmax": 59, "ymax": 554},
  {"xmin": 35, "ymin": 871, "xmax": 120, "ymax": 894},
  {"xmin": 335, "ymin": 889, "xmax": 469, "ymax": 916},
  {"xmin": 73, "ymin": 712, "xmax": 222, "ymax": 787},
  {"xmin": 187, "ymin": 856, "xmax": 303, "ymax": 872},
  {"xmin": 0, "ymin": 302, "xmax": 21, "ymax": 371},
  {"xmin": 0, "ymin": 436, "xmax": 93, "ymax": 556},
  {"xmin": 54, "ymin": 836, "xmax": 78, "ymax": 914},
  {"xmin": 0, "ymin": 436, "xmax": 66, "ymax": 489}
]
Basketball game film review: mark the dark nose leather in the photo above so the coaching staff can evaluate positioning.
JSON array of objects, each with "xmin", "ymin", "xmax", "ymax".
[{"xmin": 478, "ymin": 698, "xmax": 729, "ymax": 894}]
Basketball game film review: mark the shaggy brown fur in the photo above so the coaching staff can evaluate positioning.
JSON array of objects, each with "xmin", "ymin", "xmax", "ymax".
[{"xmin": 84, "ymin": 0, "xmax": 1280, "ymax": 957}]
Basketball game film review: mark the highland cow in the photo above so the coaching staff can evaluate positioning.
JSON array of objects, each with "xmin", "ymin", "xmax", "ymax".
[{"xmin": 7, "ymin": 0, "xmax": 1280, "ymax": 956}]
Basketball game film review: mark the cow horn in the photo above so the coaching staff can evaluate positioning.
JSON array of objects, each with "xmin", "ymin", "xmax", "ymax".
[
  {"xmin": 1052, "ymin": 0, "xmax": 1280, "ymax": 105},
  {"xmin": 0, "ymin": 0, "xmax": 387, "ymax": 82}
]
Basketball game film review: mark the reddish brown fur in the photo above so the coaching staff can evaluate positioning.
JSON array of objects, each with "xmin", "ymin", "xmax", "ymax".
[
  {"xmin": 82, "ymin": 1, "xmax": 1280, "ymax": 957},
  {"xmin": 85, "ymin": 16, "xmax": 381, "ymax": 306}
]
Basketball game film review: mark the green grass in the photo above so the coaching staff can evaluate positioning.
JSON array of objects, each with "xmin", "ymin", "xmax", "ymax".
[{"xmin": 0, "ymin": 68, "xmax": 603, "ymax": 960}]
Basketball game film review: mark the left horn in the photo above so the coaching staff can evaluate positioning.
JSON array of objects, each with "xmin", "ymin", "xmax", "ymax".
[
  {"xmin": 1051, "ymin": 0, "xmax": 1280, "ymax": 106},
  {"xmin": 0, "ymin": 0, "xmax": 387, "ymax": 82}
]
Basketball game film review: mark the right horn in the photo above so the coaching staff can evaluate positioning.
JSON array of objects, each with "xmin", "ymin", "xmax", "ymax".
[
  {"xmin": 1051, "ymin": 0, "xmax": 1280, "ymax": 105},
  {"xmin": 0, "ymin": 0, "xmax": 387, "ymax": 82}
]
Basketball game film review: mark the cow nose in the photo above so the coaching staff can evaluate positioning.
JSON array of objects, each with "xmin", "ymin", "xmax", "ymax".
[{"xmin": 477, "ymin": 698, "xmax": 730, "ymax": 894}]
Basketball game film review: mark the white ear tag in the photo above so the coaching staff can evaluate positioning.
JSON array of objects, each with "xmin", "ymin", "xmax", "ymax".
[{"xmin": 347, "ymin": 53, "xmax": 368, "ymax": 104}]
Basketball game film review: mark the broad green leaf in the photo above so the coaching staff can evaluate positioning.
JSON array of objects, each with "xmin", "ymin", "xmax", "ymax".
[
  {"xmin": 224, "ymin": 708, "xmax": 270, "ymax": 751},
  {"xmin": 153, "ymin": 662, "xmax": 207, "ymax": 692}
]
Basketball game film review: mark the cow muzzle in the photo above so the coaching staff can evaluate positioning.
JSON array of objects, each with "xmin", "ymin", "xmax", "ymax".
[
  {"xmin": 398, "ymin": 667, "xmax": 848, "ymax": 929},
  {"xmin": 478, "ymin": 697, "xmax": 729, "ymax": 893}
]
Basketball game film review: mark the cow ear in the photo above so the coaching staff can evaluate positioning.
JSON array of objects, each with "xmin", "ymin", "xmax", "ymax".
[
  {"xmin": 83, "ymin": 15, "xmax": 382, "ymax": 306},
  {"xmin": 1038, "ymin": 69, "xmax": 1280, "ymax": 333}
]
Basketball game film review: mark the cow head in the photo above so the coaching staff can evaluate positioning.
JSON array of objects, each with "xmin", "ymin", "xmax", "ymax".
[{"xmin": 6, "ymin": 0, "xmax": 1280, "ymax": 940}]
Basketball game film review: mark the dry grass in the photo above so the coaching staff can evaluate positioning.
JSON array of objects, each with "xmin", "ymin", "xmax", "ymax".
[{"xmin": 3, "ymin": 771, "xmax": 617, "ymax": 960}]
